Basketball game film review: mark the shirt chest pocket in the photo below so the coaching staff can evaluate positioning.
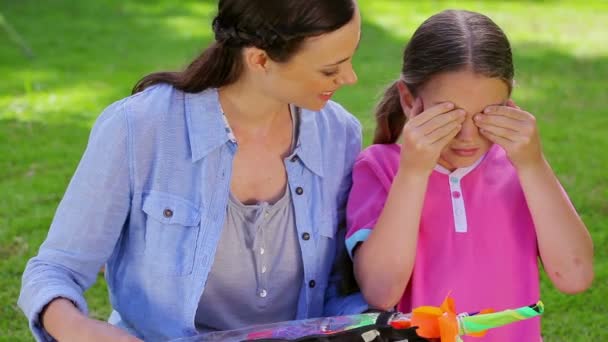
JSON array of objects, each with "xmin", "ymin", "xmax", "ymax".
[{"xmin": 142, "ymin": 191, "xmax": 201, "ymax": 276}]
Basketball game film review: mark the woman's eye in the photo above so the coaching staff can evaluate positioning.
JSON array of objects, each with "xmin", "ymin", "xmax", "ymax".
[{"xmin": 321, "ymin": 70, "xmax": 339, "ymax": 77}]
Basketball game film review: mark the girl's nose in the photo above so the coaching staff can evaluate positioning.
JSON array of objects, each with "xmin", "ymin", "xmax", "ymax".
[{"xmin": 455, "ymin": 115, "xmax": 478, "ymax": 142}]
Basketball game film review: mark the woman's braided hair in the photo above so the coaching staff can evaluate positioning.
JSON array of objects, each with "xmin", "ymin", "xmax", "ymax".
[
  {"xmin": 133, "ymin": 0, "xmax": 355, "ymax": 94},
  {"xmin": 212, "ymin": 16, "xmax": 285, "ymax": 49}
]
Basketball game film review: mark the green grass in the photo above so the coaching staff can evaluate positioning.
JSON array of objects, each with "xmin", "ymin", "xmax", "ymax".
[{"xmin": 1, "ymin": 0, "xmax": 606, "ymax": 340}]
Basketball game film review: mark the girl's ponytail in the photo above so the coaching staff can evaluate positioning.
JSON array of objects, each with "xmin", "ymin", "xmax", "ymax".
[{"xmin": 373, "ymin": 80, "xmax": 406, "ymax": 145}]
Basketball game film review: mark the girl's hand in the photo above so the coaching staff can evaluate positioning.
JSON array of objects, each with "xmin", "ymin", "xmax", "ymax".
[
  {"xmin": 397, "ymin": 84, "xmax": 466, "ymax": 175},
  {"xmin": 475, "ymin": 100, "xmax": 544, "ymax": 170}
]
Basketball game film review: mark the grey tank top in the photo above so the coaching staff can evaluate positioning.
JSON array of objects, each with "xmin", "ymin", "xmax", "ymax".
[{"xmin": 195, "ymin": 108, "xmax": 304, "ymax": 332}]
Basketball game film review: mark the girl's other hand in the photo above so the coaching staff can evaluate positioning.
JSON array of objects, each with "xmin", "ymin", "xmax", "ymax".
[{"xmin": 475, "ymin": 100, "xmax": 543, "ymax": 171}]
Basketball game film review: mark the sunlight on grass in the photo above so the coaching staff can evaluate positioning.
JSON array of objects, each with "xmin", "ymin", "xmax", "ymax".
[
  {"xmin": 122, "ymin": 1, "xmax": 215, "ymax": 40},
  {"xmin": 360, "ymin": 0, "xmax": 608, "ymax": 57},
  {"xmin": 1, "ymin": 84, "xmax": 115, "ymax": 125},
  {"xmin": 163, "ymin": 15, "xmax": 212, "ymax": 39}
]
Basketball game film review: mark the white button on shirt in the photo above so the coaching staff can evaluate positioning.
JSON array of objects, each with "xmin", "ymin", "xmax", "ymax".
[{"xmin": 435, "ymin": 155, "xmax": 486, "ymax": 233}]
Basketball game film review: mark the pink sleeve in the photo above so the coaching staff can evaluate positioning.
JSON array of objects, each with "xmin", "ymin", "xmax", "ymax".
[{"xmin": 345, "ymin": 147, "xmax": 397, "ymax": 259}]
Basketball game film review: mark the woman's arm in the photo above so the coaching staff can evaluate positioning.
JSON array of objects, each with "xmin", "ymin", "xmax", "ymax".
[
  {"xmin": 42, "ymin": 298, "xmax": 141, "ymax": 342},
  {"xmin": 18, "ymin": 100, "xmax": 134, "ymax": 341}
]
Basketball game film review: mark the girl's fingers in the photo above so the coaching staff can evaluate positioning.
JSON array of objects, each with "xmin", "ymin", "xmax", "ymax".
[
  {"xmin": 420, "ymin": 109, "xmax": 466, "ymax": 135},
  {"xmin": 479, "ymin": 124, "xmax": 516, "ymax": 142},
  {"xmin": 410, "ymin": 102, "xmax": 456, "ymax": 127},
  {"xmin": 483, "ymin": 105, "xmax": 528, "ymax": 121},
  {"xmin": 474, "ymin": 114, "xmax": 522, "ymax": 132},
  {"xmin": 431, "ymin": 123, "xmax": 461, "ymax": 148},
  {"xmin": 426, "ymin": 120, "xmax": 462, "ymax": 144},
  {"xmin": 480, "ymin": 128, "xmax": 512, "ymax": 147}
]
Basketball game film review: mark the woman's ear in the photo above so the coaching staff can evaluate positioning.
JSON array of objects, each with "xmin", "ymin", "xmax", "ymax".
[
  {"xmin": 243, "ymin": 46, "xmax": 270, "ymax": 73},
  {"xmin": 396, "ymin": 81, "xmax": 416, "ymax": 120}
]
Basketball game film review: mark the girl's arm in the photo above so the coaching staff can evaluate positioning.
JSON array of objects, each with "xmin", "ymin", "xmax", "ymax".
[
  {"xmin": 353, "ymin": 93, "xmax": 465, "ymax": 310},
  {"xmin": 516, "ymin": 159, "xmax": 594, "ymax": 293},
  {"xmin": 353, "ymin": 169, "xmax": 429, "ymax": 310},
  {"xmin": 477, "ymin": 101, "xmax": 594, "ymax": 294}
]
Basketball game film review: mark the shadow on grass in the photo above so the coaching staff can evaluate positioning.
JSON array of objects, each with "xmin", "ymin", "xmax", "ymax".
[{"xmin": 0, "ymin": 1, "xmax": 606, "ymax": 340}]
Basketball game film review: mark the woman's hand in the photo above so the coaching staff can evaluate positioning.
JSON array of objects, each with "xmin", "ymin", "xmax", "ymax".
[
  {"xmin": 475, "ymin": 100, "xmax": 544, "ymax": 171},
  {"xmin": 42, "ymin": 298, "xmax": 143, "ymax": 342},
  {"xmin": 72, "ymin": 317, "xmax": 143, "ymax": 342}
]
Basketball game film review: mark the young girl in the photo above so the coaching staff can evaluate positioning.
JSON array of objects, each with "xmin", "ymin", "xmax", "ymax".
[{"xmin": 345, "ymin": 10, "xmax": 594, "ymax": 341}]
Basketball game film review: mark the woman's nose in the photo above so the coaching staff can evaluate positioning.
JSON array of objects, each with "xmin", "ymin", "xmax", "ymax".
[{"xmin": 336, "ymin": 64, "xmax": 358, "ymax": 85}]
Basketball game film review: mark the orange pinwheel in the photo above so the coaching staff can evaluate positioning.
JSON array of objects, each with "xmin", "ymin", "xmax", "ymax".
[{"xmin": 410, "ymin": 295, "xmax": 493, "ymax": 341}]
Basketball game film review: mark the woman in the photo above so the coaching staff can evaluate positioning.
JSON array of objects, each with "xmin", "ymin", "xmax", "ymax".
[{"xmin": 18, "ymin": 0, "xmax": 366, "ymax": 341}]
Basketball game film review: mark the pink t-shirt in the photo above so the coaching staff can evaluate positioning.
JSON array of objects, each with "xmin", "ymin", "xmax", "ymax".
[{"xmin": 346, "ymin": 143, "xmax": 543, "ymax": 342}]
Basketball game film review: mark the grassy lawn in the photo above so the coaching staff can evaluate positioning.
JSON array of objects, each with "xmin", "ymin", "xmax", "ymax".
[{"xmin": 1, "ymin": 0, "xmax": 606, "ymax": 340}]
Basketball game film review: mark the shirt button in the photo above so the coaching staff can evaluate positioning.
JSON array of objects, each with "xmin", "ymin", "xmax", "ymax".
[
  {"xmin": 261, "ymin": 266, "xmax": 267, "ymax": 273},
  {"xmin": 452, "ymin": 191, "xmax": 461, "ymax": 199},
  {"xmin": 260, "ymin": 248, "xmax": 265, "ymax": 255},
  {"xmin": 259, "ymin": 289, "xmax": 268, "ymax": 298},
  {"xmin": 309, "ymin": 280, "xmax": 316, "ymax": 288},
  {"xmin": 163, "ymin": 208, "xmax": 173, "ymax": 218},
  {"xmin": 295, "ymin": 187, "xmax": 304, "ymax": 195},
  {"xmin": 302, "ymin": 232, "xmax": 311, "ymax": 241}
]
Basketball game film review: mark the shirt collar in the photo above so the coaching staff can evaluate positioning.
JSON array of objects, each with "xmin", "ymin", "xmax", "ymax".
[
  {"xmin": 184, "ymin": 88, "xmax": 324, "ymax": 177},
  {"xmin": 434, "ymin": 151, "xmax": 487, "ymax": 180},
  {"xmin": 293, "ymin": 106, "xmax": 324, "ymax": 177},
  {"xmin": 185, "ymin": 88, "xmax": 233, "ymax": 162}
]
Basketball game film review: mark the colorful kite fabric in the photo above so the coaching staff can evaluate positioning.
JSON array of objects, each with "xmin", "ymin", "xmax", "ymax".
[{"xmin": 171, "ymin": 300, "xmax": 544, "ymax": 342}]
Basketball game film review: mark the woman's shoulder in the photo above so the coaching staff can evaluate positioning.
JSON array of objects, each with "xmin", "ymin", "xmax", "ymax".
[
  {"xmin": 95, "ymin": 83, "xmax": 184, "ymax": 123},
  {"xmin": 90, "ymin": 84, "xmax": 204, "ymax": 154},
  {"xmin": 99, "ymin": 84, "xmax": 220, "ymax": 135},
  {"xmin": 122, "ymin": 83, "xmax": 185, "ymax": 118}
]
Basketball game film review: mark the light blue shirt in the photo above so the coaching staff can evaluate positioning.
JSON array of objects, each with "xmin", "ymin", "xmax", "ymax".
[{"xmin": 18, "ymin": 84, "xmax": 368, "ymax": 341}]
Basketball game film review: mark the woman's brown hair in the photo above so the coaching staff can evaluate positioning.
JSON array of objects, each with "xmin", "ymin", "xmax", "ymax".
[{"xmin": 132, "ymin": 0, "xmax": 356, "ymax": 94}]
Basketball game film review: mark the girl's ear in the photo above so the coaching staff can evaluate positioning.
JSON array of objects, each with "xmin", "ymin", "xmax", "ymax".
[
  {"xmin": 506, "ymin": 99, "xmax": 521, "ymax": 110},
  {"xmin": 396, "ymin": 81, "xmax": 416, "ymax": 120}
]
